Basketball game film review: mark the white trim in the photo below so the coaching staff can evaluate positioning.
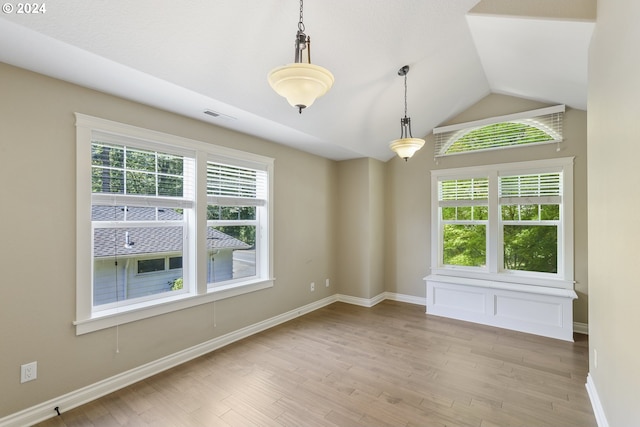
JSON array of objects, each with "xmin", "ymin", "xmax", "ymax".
[
  {"xmin": 76, "ymin": 113, "xmax": 273, "ymax": 166},
  {"xmin": 586, "ymin": 373, "xmax": 610, "ymax": 427},
  {"xmin": 335, "ymin": 292, "xmax": 425, "ymax": 308},
  {"xmin": 573, "ymin": 321, "xmax": 589, "ymax": 335},
  {"xmin": 425, "ymin": 275, "xmax": 577, "ymax": 341},
  {"xmin": 384, "ymin": 292, "xmax": 426, "ymax": 306},
  {"xmin": 336, "ymin": 293, "xmax": 385, "ymax": 307},
  {"xmin": 2, "ymin": 291, "xmax": 586, "ymax": 426},
  {"xmin": 431, "ymin": 157, "xmax": 575, "ymax": 289},
  {"xmin": 425, "ymin": 274, "xmax": 576, "ymax": 298},
  {"xmin": 433, "ymin": 105, "xmax": 565, "ymax": 134},
  {"xmin": 0, "ymin": 295, "xmax": 338, "ymax": 427},
  {"xmin": 75, "ymin": 113, "xmax": 275, "ymax": 335},
  {"xmin": 3, "ymin": 293, "xmax": 423, "ymax": 425},
  {"xmin": 74, "ymin": 279, "xmax": 275, "ymax": 335}
]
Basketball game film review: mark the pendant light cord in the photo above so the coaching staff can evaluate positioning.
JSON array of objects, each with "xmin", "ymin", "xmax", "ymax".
[{"xmin": 403, "ymin": 73, "xmax": 408, "ymax": 118}]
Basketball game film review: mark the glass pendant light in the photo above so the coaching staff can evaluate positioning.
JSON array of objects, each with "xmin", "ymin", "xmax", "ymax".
[
  {"xmin": 268, "ymin": 0, "xmax": 334, "ymax": 113},
  {"xmin": 389, "ymin": 65, "xmax": 425, "ymax": 160}
]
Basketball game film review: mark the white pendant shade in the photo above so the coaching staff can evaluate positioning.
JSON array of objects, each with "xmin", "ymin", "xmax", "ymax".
[
  {"xmin": 268, "ymin": 63, "xmax": 334, "ymax": 111},
  {"xmin": 390, "ymin": 137, "xmax": 425, "ymax": 160}
]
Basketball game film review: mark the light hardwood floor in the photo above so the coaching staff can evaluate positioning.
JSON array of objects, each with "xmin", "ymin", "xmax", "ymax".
[{"xmin": 35, "ymin": 301, "xmax": 596, "ymax": 426}]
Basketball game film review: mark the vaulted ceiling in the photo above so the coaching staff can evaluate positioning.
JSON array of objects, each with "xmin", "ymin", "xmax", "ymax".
[{"xmin": 0, "ymin": 0, "xmax": 595, "ymax": 161}]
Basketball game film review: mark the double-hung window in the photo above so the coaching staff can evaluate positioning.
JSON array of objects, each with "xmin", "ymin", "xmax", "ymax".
[
  {"xmin": 206, "ymin": 159, "xmax": 269, "ymax": 288},
  {"xmin": 90, "ymin": 141, "xmax": 195, "ymax": 309},
  {"xmin": 75, "ymin": 114, "xmax": 273, "ymax": 334},
  {"xmin": 499, "ymin": 172, "xmax": 562, "ymax": 275},
  {"xmin": 439, "ymin": 177, "xmax": 489, "ymax": 269},
  {"xmin": 431, "ymin": 158, "xmax": 573, "ymax": 288}
]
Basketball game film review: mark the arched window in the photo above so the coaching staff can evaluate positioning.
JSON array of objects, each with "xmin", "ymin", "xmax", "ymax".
[{"xmin": 434, "ymin": 105, "xmax": 564, "ymax": 157}]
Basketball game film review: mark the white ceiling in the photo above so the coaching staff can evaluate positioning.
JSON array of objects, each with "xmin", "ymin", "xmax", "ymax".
[{"xmin": 0, "ymin": 1, "xmax": 594, "ymax": 161}]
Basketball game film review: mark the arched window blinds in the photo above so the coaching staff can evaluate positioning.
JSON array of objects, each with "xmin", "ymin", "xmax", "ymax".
[{"xmin": 434, "ymin": 105, "xmax": 565, "ymax": 157}]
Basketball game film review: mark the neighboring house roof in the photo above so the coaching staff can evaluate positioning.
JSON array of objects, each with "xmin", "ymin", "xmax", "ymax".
[{"xmin": 92, "ymin": 206, "xmax": 251, "ymax": 257}]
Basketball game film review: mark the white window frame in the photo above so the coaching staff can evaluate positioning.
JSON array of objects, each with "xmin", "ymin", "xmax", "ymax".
[
  {"xmin": 439, "ymin": 176, "xmax": 489, "ymax": 271},
  {"xmin": 75, "ymin": 114, "xmax": 274, "ymax": 335},
  {"xmin": 430, "ymin": 157, "xmax": 574, "ymax": 289},
  {"xmin": 205, "ymin": 156, "xmax": 269, "ymax": 289}
]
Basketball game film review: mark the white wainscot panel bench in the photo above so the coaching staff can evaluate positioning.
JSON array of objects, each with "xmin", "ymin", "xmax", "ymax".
[{"xmin": 425, "ymin": 274, "xmax": 577, "ymax": 341}]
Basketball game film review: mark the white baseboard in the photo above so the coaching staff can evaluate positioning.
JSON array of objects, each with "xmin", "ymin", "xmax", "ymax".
[
  {"xmin": 384, "ymin": 292, "xmax": 425, "ymax": 306},
  {"xmin": 336, "ymin": 292, "xmax": 424, "ymax": 308},
  {"xmin": 336, "ymin": 293, "xmax": 382, "ymax": 307},
  {"xmin": 574, "ymin": 321, "xmax": 589, "ymax": 335},
  {"xmin": 586, "ymin": 373, "xmax": 610, "ymax": 427},
  {"xmin": 0, "ymin": 290, "xmax": 583, "ymax": 427},
  {"xmin": 0, "ymin": 295, "xmax": 338, "ymax": 427}
]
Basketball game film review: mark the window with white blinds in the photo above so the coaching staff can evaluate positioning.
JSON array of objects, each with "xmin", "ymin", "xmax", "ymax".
[
  {"xmin": 439, "ymin": 178, "xmax": 489, "ymax": 206},
  {"xmin": 206, "ymin": 160, "xmax": 269, "ymax": 287},
  {"xmin": 75, "ymin": 113, "xmax": 274, "ymax": 334},
  {"xmin": 431, "ymin": 158, "xmax": 574, "ymax": 288},
  {"xmin": 499, "ymin": 173, "xmax": 561, "ymax": 204},
  {"xmin": 434, "ymin": 105, "xmax": 564, "ymax": 157},
  {"xmin": 498, "ymin": 172, "xmax": 562, "ymax": 274},
  {"xmin": 207, "ymin": 162, "xmax": 267, "ymax": 205},
  {"xmin": 438, "ymin": 177, "xmax": 489, "ymax": 269}
]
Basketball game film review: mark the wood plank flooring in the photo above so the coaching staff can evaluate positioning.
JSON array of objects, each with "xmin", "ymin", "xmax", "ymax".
[{"xmin": 34, "ymin": 301, "xmax": 596, "ymax": 426}]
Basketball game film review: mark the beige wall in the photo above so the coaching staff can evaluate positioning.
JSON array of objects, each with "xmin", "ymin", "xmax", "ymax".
[
  {"xmin": 588, "ymin": 0, "xmax": 640, "ymax": 424},
  {"xmin": 0, "ymin": 62, "xmax": 338, "ymax": 417},
  {"xmin": 336, "ymin": 158, "xmax": 385, "ymax": 299},
  {"xmin": 384, "ymin": 93, "xmax": 589, "ymax": 324},
  {"xmin": 0, "ymin": 61, "xmax": 592, "ymax": 419}
]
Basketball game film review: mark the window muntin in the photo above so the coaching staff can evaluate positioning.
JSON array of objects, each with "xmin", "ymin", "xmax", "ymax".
[
  {"xmin": 76, "ymin": 114, "xmax": 274, "ymax": 334},
  {"xmin": 91, "ymin": 143, "xmax": 185, "ymax": 197},
  {"xmin": 169, "ymin": 256, "xmax": 182, "ymax": 270},
  {"xmin": 431, "ymin": 158, "xmax": 573, "ymax": 288}
]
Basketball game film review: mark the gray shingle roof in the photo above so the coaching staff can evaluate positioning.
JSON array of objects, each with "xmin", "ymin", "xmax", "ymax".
[{"xmin": 92, "ymin": 206, "xmax": 251, "ymax": 257}]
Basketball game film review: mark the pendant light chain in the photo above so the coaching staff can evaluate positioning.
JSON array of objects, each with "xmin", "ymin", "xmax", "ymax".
[{"xmin": 298, "ymin": 0, "xmax": 305, "ymax": 32}]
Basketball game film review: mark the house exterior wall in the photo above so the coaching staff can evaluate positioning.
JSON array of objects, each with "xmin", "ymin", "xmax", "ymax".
[
  {"xmin": 93, "ymin": 257, "xmax": 183, "ymax": 305},
  {"xmin": 207, "ymin": 249, "xmax": 234, "ymax": 283}
]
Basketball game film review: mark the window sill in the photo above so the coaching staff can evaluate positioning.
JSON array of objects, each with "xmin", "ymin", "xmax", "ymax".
[
  {"xmin": 429, "ymin": 268, "xmax": 574, "ymax": 290},
  {"xmin": 74, "ymin": 278, "xmax": 274, "ymax": 335},
  {"xmin": 425, "ymin": 274, "xmax": 576, "ymax": 298}
]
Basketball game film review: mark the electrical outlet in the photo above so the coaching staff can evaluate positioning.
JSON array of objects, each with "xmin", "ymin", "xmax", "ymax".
[
  {"xmin": 310, "ymin": 282, "xmax": 315, "ymax": 292},
  {"xmin": 325, "ymin": 278, "xmax": 330, "ymax": 287},
  {"xmin": 21, "ymin": 361, "xmax": 37, "ymax": 383}
]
